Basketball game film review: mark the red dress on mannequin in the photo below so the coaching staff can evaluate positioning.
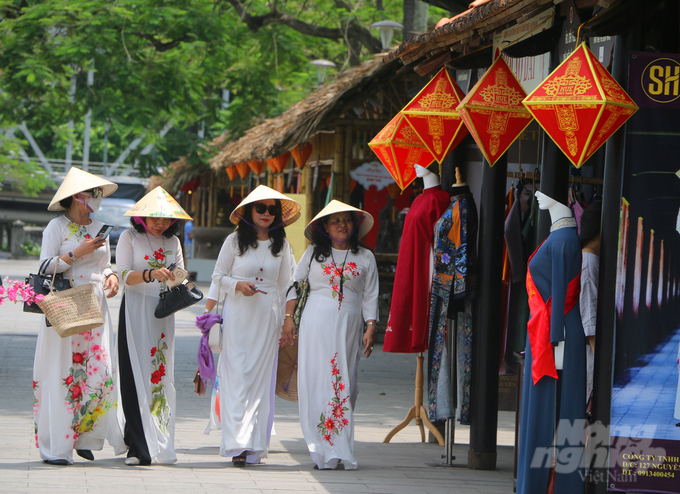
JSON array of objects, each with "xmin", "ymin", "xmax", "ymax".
[{"xmin": 383, "ymin": 186, "xmax": 451, "ymax": 353}]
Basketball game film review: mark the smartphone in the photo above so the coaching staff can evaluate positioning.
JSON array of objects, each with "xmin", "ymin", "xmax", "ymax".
[
  {"xmin": 96, "ymin": 224, "xmax": 114, "ymax": 240},
  {"xmin": 166, "ymin": 267, "xmax": 188, "ymax": 288},
  {"xmin": 254, "ymin": 288, "xmax": 268, "ymax": 295}
]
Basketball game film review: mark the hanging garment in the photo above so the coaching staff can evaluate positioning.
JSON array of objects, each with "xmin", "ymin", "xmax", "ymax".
[
  {"xmin": 384, "ymin": 186, "xmax": 451, "ymax": 353},
  {"xmin": 579, "ymin": 252, "xmax": 599, "ymax": 400},
  {"xmin": 427, "ymin": 192, "xmax": 477, "ymax": 423},
  {"xmin": 516, "ymin": 218, "xmax": 587, "ymax": 494}
]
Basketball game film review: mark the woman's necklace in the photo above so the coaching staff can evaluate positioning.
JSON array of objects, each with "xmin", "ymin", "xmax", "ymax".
[
  {"xmin": 330, "ymin": 247, "xmax": 351, "ymax": 310},
  {"xmin": 254, "ymin": 243, "xmax": 269, "ymax": 282},
  {"xmin": 65, "ymin": 213, "xmax": 91, "ymax": 226}
]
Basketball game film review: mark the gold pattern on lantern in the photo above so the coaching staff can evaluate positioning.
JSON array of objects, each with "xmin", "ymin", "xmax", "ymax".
[{"xmin": 416, "ymin": 77, "xmax": 460, "ymax": 155}]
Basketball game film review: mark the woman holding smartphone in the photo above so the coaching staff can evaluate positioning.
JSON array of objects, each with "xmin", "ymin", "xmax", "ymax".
[
  {"xmin": 115, "ymin": 186, "xmax": 190, "ymax": 466},
  {"xmin": 33, "ymin": 167, "xmax": 123, "ymax": 465},
  {"xmin": 211, "ymin": 185, "xmax": 299, "ymax": 466}
]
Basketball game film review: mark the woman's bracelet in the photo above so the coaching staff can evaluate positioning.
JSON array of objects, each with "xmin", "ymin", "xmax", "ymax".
[
  {"xmin": 147, "ymin": 269, "xmax": 154, "ymax": 283},
  {"xmin": 366, "ymin": 321, "xmax": 376, "ymax": 329}
]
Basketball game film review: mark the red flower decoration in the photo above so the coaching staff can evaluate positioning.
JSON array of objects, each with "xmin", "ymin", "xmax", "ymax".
[
  {"xmin": 332, "ymin": 367, "xmax": 340, "ymax": 376},
  {"xmin": 324, "ymin": 417, "xmax": 335, "ymax": 430},
  {"xmin": 151, "ymin": 347, "xmax": 157, "ymax": 357},
  {"xmin": 150, "ymin": 371, "xmax": 162, "ymax": 385},
  {"xmin": 64, "ymin": 375, "xmax": 73, "ymax": 385},
  {"xmin": 159, "ymin": 363, "xmax": 166, "ymax": 377},
  {"xmin": 342, "ymin": 418, "xmax": 349, "ymax": 426},
  {"xmin": 161, "ymin": 333, "xmax": 165, "ymax": 339},
  {"xmin": 72, "ymin": 353, "xmax": 84, "ymax": 364},
  {"xmin": 84, "ymin": 234, "xmax": 91, "ymax": 239},
  {"xmin": 32, "ymin": 380, "xmax": 37, "ymax": 389},
  {"xmin": 144, "ymin": 255, "xmax": 150, "ymax": 260},
  {"xmin": 71, "ymin": 384, "xmax": 82, "ymax": 400}
]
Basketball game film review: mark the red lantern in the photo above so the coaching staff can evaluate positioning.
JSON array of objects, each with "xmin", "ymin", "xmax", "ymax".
[
  {"xmin": 291, "ymin": 142, "xmax": 313, "ymax": 169},
  {"xmin": 401, "ymin": 66, "xmax": 468, "ymax": 164},
  {"xmin": 457, "ymin": 56, "xmax": 533, "ymax": 166},
  {"xmin": 235, "ymin": 162, "xmax": 250, "ymax": 179},
  {"xmin": 368, "ymin": 113, "xmax": 435, "ymax": 191},
  {"xmin": 248, "ymin": 160, "xmax": 263, "ymax": 175},
  {"xmin": 523, "ymin": 43, "xmax": 638, "ymax": 168},
  {"xmin": 225, "ymin": 166, "xmax": 238, "ymax": 181}
]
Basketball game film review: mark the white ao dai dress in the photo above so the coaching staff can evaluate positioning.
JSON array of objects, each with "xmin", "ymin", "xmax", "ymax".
[
  {"xmin": 290, "ymin": 246, "xmax": 379, "ymax": 470},
  {"xmin": 115, "ymin": 229, "xmax": 184, "ymax": 464},
  {"xmin": 212, "ymin": 233, "xmax": 295, "ymax": 462},
  {"xmin": 33, "ymin": 216, "xmax": 125, "ymax": 463}
]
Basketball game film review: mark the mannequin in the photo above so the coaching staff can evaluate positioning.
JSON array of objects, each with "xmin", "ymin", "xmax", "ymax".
[
  {"xmin": 427, "ymin": 167, "xmax": 477, "ymax": 425},
  {"xmin": 383, "ymin": 163, "xmax": 450, "ymax": 445},
  {"xmin": 516, "ymin": 190, "xmax": 586, "ymax": 494}
]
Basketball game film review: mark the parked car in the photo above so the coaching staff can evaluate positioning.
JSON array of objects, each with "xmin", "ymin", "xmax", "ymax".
[{"xmin": 91, "ymin": 197, "xmax": 136, "ymax": 262}]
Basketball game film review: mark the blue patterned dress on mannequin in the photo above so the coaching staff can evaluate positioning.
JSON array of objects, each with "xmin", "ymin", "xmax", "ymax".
[{"xmin": 427, "ymin": 191, "xmax": 477, "ymax": 424}]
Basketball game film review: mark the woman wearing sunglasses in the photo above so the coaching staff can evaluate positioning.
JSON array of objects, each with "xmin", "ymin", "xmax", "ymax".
[{"xmin": 210, "ymin": 185, "xmax": 300, "ymax": 466}]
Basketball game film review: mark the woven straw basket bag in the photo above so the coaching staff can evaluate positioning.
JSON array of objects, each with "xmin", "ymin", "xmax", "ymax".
[{"xmin": 37, "ymin": 264, "xmax": 103, "ymax": 338}]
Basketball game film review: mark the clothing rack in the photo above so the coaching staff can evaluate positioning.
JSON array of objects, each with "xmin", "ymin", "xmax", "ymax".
[{"xmin": 506, "ymin": 170, "xmax": 603, "ymax": 186}]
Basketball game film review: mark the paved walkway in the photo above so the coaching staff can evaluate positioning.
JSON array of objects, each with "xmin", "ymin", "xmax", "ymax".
[
  {"xmin": 0, "ymin": 259, "xmax": 515, "ymax": 493},
  {"xmin": 611, "ymin": 327, "xmax": 680, "ymax": 441}
]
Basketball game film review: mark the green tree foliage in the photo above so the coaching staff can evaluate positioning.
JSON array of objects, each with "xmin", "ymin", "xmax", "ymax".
[{"xmin": 0, "ymin": 0, "xmax": 445, "ymax": 188}]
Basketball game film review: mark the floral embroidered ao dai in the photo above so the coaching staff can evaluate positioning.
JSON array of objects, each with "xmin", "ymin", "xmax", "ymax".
[
  {"xmin": 33, "ymin": 216, "xmax": 125, "ymax": 463},
  {"xmin": 115, "ymin": 229, "xmax": 184, "ymax": 464},
  {"xmin": 289, "ymin": 246, "xmax": 379, "ymax": 470}
]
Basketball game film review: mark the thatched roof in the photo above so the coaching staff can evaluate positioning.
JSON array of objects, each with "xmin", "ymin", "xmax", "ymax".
[
  {"xmin": 148, "ymin": 133, "xmax": 229, "ymax": 192},
  {"xmin": 386, "ymin": 0, "xmax": 553, "ymax": 66},
  {"xmin": 210, "ymin": 55, "xmax": 402, "ymax": 170}
]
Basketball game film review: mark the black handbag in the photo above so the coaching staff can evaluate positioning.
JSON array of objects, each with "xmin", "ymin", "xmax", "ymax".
[
  {"xmin": 23, "ymin": 257, "xmax": 73, "ymax": 314},
  {"xmin": 154, "ymin": 281, "xmax": 204, "ymax": 319}
]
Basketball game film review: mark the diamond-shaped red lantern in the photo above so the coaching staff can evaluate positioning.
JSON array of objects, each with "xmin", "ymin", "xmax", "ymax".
[
  {"xmin": 457, "ymin": 56, "xmax": 533, "ymax": 166},
  {"xmin": 523, "ymin": 42, "xmax": 638, "ymax": 168},
  {"xmin": 401, "ymin": 67, "xmax": 469, "ymax": 164},
  {"xmin": 368, "ymin": 113, "xmax": 435, "ymax": 190}
]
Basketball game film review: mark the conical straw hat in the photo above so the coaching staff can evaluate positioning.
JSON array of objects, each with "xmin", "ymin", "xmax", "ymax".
[
  {"xmin": 123, "ymin": 186, "xmax": 191, "ymax": 219},
  {"xmin": 48, "ymin": 167, "xmax": 118, "ymax": 211},
  {"xmin": 275, "ymin": 340, "xmax": 299, "ymax": 402},
  {"xmin": 304, "ymin": 199, "xmax": 374, "ymax": 241},
  {"xmin": 229, "ymin": 185, "xmax": 301, "ymax": 226}
]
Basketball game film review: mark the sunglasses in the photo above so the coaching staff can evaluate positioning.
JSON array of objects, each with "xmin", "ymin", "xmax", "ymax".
[{"xmin": 254, "ymin": 203, "xmax": 279, "ymax": 216}]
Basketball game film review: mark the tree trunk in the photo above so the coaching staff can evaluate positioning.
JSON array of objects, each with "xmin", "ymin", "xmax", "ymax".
[{"xmin": 403, "ymin": 0, "xmax": 429, "ymax": 41}]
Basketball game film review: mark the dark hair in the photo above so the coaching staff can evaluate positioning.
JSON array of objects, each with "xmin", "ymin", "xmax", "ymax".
[
  {"xmin": 579, "ymin": 200, "xmax": 602, "ymax": 247},
  {"xmin": 59, "ymin": 196, "xmax": 74, "ymax": 209},
  {"xmin": 130, "ymin": 217, "xmax": 181, "ymax": 238},
  {"xmin": 311, "ymin": 211, "xmax": 362, "ymax": 262},
  {"xmin": 235, "ymin": 199, "xmax": 286, "ymax": 256}
]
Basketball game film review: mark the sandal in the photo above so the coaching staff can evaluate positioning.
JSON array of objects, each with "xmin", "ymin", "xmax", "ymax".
[{"xmin": 232, "ymin": 453, "xmax": 247, "ymax": 467}]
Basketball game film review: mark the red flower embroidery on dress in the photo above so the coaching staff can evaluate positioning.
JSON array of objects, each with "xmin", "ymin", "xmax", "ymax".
[
  {"xmin": 319, "ymin": 260, "xmax": 360, "ymax": 310},
  {"xmin": 151, "ymin": 347, "xmax": 157, "ymax": 357},
  {"xmin": 317, "ymin": 353, "xmax": 349, "ymax": 446},
  {"xmin": 151, "ymin": 370, "xmax": 162, "ymax": 385},
  {"xmin": 72, "ymin": 353, "xmax": 84, "ymax": 364}
]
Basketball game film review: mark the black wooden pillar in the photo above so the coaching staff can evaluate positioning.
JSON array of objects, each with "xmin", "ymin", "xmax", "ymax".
[
  {"xmin": 592, "ymin": 33, "xmax": 629, "ymax": 494},
  {"xmin": 536, "ymin": 44, "xmax": 573, "ymax": 243},
  {"xmin": 468, "ymin": 153, "xmax": 508, "ymax": 470}
]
